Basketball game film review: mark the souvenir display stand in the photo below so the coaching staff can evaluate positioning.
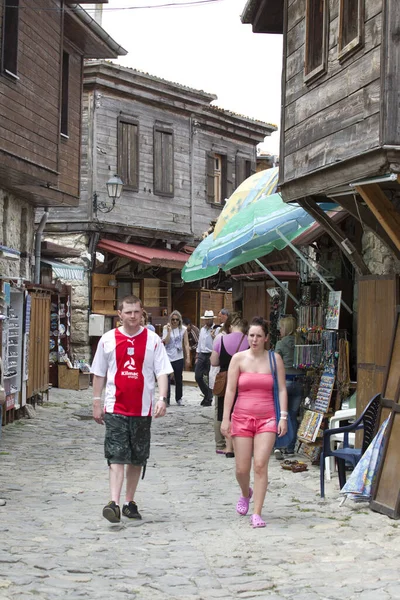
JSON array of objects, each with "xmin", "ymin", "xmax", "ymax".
[
  {"xmin": 1, "ymin": 286, "xmax": 24, "ymax": 413},
  {"xmin": 49, "ymin": 285, "xmax": 72, "ymax": 387},
  {"xmin": 294, "ymin": 285, "xmax": 352, "ymax": 463}
]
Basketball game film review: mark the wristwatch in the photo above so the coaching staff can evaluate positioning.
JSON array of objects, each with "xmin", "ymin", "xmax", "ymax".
[{"xmin": 159, "ymin": 396, "xmax": 168, "ymax": 404}]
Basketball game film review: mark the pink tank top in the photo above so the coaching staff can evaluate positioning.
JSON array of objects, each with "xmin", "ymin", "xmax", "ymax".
[{"xmin": 234, "ymin": 372, "xmax": 275, "ymax": 418}]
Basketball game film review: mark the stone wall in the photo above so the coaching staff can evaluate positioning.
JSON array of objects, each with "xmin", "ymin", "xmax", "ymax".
[
  {"xmin": 0, "ymin": 189, "xmax": 35, "ymax": 280},
  {"xmin": 362, "ymin": 231, "xmax": 400, "ymax": 275},
  {"xmin": 43, "ymin": 233, "xmax": 91, "ymax": 361}
]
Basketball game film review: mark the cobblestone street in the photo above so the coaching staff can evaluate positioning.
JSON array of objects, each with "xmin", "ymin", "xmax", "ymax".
[{"xmin": 0, "ymin": 385, "xmax": 399, "ymax": 600}]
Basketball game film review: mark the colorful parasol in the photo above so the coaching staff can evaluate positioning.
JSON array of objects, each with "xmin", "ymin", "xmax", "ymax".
[{"xmin": 213, "ymin": 167, "xmax": 279, "ymax": 239}]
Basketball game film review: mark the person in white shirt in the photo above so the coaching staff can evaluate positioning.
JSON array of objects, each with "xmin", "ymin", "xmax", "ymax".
[
  {"xmin": 91, "ymin": 295, "xmax": 172, "ymax": 524},
  {"xmin": 162, "ymin": 310, "xmax": 190, "ymax": 406},
  {"xmin": 195, "ymin": 310, "xmax": 219, "ymax": 406}
]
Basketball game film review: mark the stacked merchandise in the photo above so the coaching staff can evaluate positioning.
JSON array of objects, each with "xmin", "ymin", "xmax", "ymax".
[{"xmin": 294, "ymin": 285, "xmax": 350, "ymax": 462}]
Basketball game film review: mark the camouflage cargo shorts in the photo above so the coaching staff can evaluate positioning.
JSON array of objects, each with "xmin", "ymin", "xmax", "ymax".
[{"xmin": 104, "ymin": 414, "xmax": 152, "ymax": 466}]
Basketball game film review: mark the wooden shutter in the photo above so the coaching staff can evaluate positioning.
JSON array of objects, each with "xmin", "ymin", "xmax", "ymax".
[
  {"xmin": 118, "ymin": 118, "xmax": 139, "ymax": 190},
  {"xmin": 236, "ymin": 156, "xmax": 245, "ymax": 189},
  {"xmin": 236, "ymin": 156, "xmax": 253, "ymax": 188},
  {"xmin": 163, "ymin": 130, "xmax": 174, "ymax": 196},
  {"xmin": 225, "ymin": 155, "xmax": 233, "ymax": 200},
  {"xmin": 206, "ymin": 152, "xmax": 215, "ymax": 203},
  {"xmin": 154, "ymin": 128, "xmax": 162, "ymax": 194},
  {"xmin": 154, "ymin": 127, "xmax": 174, "ymax": 196}
]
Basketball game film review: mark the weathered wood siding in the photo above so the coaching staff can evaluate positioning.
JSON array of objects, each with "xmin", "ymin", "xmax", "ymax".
[
  {"xmin": 94, "ymin": 91, "xmax": 192, "ymax": 235},
  {"xmin": 49, "ymin": 86, "xmax": 258, "ymax": 239},
  {"xmin": 282, "ymin": 0, "xmax": 383, "ymax": 184},
  {"xmin": 381, "ymin": 0, "xmax": 400, "ymax": 146},
  {"xmin": 57, "ymin": 46, "xmax": 83, "ymax": 198},
  {"xmin": 0, "ymin": 0, "xmax": 62, "ymax": 175}
]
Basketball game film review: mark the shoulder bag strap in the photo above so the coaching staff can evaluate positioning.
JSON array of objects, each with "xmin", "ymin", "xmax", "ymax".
[
  {"xmin": 234, "ymin": 334, "xmax": 245, "ymax": 354},
  {"xmin": 268, "ymin": 350, "xmax": 280, "ymax": 420}
]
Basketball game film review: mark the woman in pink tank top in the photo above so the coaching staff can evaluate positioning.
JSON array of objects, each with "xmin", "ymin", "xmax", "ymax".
[{"xmin": 221, "ymin": 317, "xmax": 288, "ymax": 528}]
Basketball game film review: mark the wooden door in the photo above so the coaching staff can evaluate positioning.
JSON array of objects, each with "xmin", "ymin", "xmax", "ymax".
[
  {"xmin": 357, "ymin": 275, "xmax": 399, "ymax": 416},
  {"xmin": 370, "ymin": 307, "xmax": 400, "ymax": 519},
  {"xmin": 243, "ymin": 282, "xmax": 266, "ymax": 324},
  {"xmin": 26, "ymin": 291, "xmax": 51, "ymax": 399}
]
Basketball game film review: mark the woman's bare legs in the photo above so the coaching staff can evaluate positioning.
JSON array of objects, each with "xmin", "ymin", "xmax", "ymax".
[
  {"xmin": 233, "ymin": 436, "xmax": 253, "ymax": 497},
  {"xmin": 252, "ymin": 432, "xmax": 276, "ymax": 515}
]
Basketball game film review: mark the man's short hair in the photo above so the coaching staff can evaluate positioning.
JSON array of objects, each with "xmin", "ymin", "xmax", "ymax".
[
  {"xmin": 118, "ymin": 295, "xmax": 142, "ymax": 311},
  {"xmin": 219, "ymin": 308, "xmax": 230, "ymax": 316},
  {"xmin": 182, "ymin": 317, "xmax": 192, "ymax": 326}
]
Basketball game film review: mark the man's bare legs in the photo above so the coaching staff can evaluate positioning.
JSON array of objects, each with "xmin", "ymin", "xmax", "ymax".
[
  {"xmin": 109, "ymin": 464, "xmax": 142, "ymax": 505},
  {"xmin": 125, "ymin": 464, "xmax": 142, "ymax": 503},
  {"xmin": 109, "ymin": 464, "xmax": 125, "ymax": 505}
]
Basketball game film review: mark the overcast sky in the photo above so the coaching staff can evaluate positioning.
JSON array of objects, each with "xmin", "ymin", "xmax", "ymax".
[{"xmin": 88, "ymin": 0, "xmax": 283, "ymax": 154}]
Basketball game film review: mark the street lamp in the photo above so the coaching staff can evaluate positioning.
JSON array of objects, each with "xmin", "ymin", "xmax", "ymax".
[{"xmin": 93, "ymin": 174, "xmax": 124, "ymax": 216}]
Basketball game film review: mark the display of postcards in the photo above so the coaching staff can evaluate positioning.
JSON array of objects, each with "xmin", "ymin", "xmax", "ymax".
[
  {"xmin": 298, "ymin": 441, "xmax": 322, "ymax": 465},
  {"xmin": 314, "ymin": 370, "xmax": 335, "ymax": 413},
  {"xmin": 326, "ymin": 291, "xmax": 341, "ymax": 330},
  {"xmin": 297, "ymin": 410, "xmax": 324, "ymax": 442}
]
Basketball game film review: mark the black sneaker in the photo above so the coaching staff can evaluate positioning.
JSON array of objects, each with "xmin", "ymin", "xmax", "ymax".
[
  {"xmin": 102, "ymin": 501, "xmax": 121, "ymax": 523},
  {"xmin": 122, "ymin": 501, "xmax": 142, "ymax": 520}
]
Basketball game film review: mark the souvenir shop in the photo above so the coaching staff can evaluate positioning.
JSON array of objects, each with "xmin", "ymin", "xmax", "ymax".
[
  {"xmin": 1, "ymin": 276, "xmax": 89, "ymax": 426},
  {"xmin": 290, "ymin": 281, "xmax": 355, "ymax": 463}
]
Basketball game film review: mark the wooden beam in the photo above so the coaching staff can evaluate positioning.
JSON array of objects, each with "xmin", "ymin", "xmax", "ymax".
[
  {"xmin": 300, "ymin": 197, "xmax": 370, "ymax": 275},
  {"xmin": 355, "ymin": 184, "xmax": 400, "ymax": 252},
  {"xmin": 334, "ymin": 195, "xmax": 400, "ymax": 259}
]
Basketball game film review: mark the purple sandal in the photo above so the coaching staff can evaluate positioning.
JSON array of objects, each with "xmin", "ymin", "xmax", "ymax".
[
  {"xmin": 250, "ymin": 514, "xmax": 266, "ymax": 528},
  {"xmin": 236, "ymin": 487, "xmax": 253, "ymax": 515}
]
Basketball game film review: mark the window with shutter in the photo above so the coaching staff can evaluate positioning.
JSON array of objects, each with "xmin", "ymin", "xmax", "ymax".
[
  {"xmin": 2, "ymin": 0, "xmax": 19, "ymax": 77},
  {"xmin": 154, "ymin": 126, "xmax": 174, "ymax": 197},
  {"xmin": 206, "ymin": 152, "xmax": 228, "ymax": 205},
  {"xmin": 338, "ymin": 0, "xmax": 363, "ymax": 60},
  {"xmin": 304, "ymin": 0, "xmax": 328, "ymax": 83},
  {"xmin": 117, "ymin": 117, "xmax": 139, "ymax": 191}
]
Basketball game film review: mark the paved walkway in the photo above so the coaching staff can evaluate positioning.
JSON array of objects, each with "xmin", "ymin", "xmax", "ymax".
[{"xmin": 0, "ymin": 385, "xmax": 399, "ymax": 600}]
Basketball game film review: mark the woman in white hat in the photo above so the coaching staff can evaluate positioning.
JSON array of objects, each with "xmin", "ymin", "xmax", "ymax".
[{"xmin": 162, "ymin": 310, "xmax": 190, "ymax": 406}]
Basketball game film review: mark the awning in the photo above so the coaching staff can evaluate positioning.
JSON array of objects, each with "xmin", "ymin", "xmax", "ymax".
[
  {"xmin": 41, "ymin": 259, "xmax": 85, "ymax": 281},
  {"xmin": 97, "ymin": 240, "xmax": 190, "ymax": 269}
]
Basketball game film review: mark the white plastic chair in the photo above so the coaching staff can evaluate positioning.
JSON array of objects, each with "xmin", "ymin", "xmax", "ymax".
[{"xmin": 324, "ymin": 408, "xmax": 356, "ymax": 481}]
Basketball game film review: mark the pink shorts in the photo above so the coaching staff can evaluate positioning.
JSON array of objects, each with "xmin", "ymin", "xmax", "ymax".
[{"xmin": 231, "ymin": 413, "xmax": 277, "ymax": 438}]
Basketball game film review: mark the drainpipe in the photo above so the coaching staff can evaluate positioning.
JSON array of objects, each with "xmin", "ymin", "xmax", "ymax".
[
  {"xmin": 34, "ymin": 208, "xmax": 49, "ymax": 284},
  {"xmin": 189, "ymin": 115, "xmax": 197, "ymax": 235}
]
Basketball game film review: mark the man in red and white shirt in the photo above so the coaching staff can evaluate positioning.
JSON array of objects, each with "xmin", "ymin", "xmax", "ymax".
[{"xmin": 92, "ymin": 295, "xmax": 172, "ymax": 523}]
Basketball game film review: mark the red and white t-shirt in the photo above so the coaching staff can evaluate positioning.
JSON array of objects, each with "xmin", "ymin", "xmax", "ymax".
[{"xmin": 91, "ymin": 327, "xmax": 173, "ymax": 416}]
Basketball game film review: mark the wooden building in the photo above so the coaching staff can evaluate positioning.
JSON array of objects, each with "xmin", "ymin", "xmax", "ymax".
[
  {"xmin": 43, "ymin": 61, "xmax": 276, "ymax": 350},
  {"xmin": 0, "ymin": 0, "xmax": 125, "ymax": 417},
  {"xmin": 241, "ymin": 0, "xmax": 400, "ymax": 423}
]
